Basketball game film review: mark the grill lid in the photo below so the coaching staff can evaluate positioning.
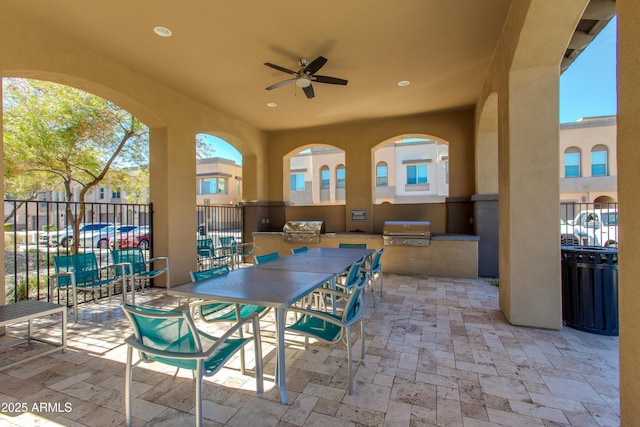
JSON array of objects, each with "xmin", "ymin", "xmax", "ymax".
[
  {"xmin": 283, "ymin": 221, "xmax": 325, "ymax": 243},
  {"xmin": 283, "ymin": 220, "xmax": 326, "ymax": 234},
  {"xmin": 383, "ymin": 221, "xmax": 431, "ymax": 236}
]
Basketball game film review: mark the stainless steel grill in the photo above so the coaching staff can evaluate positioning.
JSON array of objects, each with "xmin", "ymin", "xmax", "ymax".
[
  {"xmin": 283, "ymin": 221, "xmax": 325, "ymax": 243},
  {"xmin": 383, "ymin": 221, "xmax": 431, "ymax": 246}
]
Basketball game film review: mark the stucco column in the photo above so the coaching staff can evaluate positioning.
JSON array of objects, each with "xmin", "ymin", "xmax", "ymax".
[
  {"xmin": 0, "ymin": 79, "xmax": 4, "ymax": 308},
  {"xmin": 345, "ymin": 143, "xmax": 373, "ymax": 232},
  {"xmin": 498, "ymin": 65, "xmax": 562, "ymax": 329},
  {"xmin": 617, "ymin": 0, "xmax": 639, "ymax": 423},
  {"xmin": 149, "ymin": 126, "xmax": 197, "ymax": 286}
]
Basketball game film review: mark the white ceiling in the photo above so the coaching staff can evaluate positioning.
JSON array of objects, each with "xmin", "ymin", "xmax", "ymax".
[{"xmin": 7, "ymin": 0, "xmax": 603, "ymax": 133}]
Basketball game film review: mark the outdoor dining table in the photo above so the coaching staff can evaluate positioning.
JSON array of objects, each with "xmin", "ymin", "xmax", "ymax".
[
  {"xmin": 167, "ymin": 267, "xmax": 332, "ymax": 405},
  {"xmin": 256, "ymin": 249, "xmax": 374, "ymax": 314}
]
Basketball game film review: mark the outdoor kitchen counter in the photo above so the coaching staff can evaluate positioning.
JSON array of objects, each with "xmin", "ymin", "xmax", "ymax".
[{"xmin": 252, "ymin": 232, "xmax": 478, "ymax": 278}]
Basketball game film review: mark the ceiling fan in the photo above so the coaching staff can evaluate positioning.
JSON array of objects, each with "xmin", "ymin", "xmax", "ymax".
[{"xmin": 264, "ymin": 56, "xmax": 348, "ymax": 99}]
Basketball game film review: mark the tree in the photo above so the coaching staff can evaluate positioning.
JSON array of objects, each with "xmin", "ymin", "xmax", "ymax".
[{"xmin": 3, "ymin": 78, "xmax": 149, "ymax": 251}]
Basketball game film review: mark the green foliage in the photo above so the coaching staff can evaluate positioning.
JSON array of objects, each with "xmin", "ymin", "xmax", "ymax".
[
  {"xmin": 3, "ymin": 79, "xmax": 149, "ymax": 199},
  {"xmin": 5, "ymin": 276, "xmax": 48, "ymax": 303},
  {"xmin": 4, "ymin": 223, "xmax": 12, "ymax": 231},
  {"xmin": 489, "ymin": 278, "xmax": 499, "ymax": 287},
  {"xmin": 3, "ymin": 78, "xmax": 150, "ymax": 252}
]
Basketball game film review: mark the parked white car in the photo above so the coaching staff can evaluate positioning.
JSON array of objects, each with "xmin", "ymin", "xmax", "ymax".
[
  {"xmin": 560, "ymin": 219, "xmax": 596, "ymax": 246},
  {"xmin": 568, "ymin": 209, "xmax": 618, "ymax": 247},
  {"xmin": 39, "ymin": 222, "xmax": 113, "ymax": 247}
]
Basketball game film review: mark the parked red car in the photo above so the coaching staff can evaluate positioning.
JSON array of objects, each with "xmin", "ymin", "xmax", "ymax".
[{"xmin": 110, "ymin": 225, "xmax": 151, "ymax": 249}]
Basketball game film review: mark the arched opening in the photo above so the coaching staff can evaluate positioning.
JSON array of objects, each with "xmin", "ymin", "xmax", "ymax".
[
  {"xmin": 284, "ymin": 146, "xmax": 346, "ymax": 206},
  {"xmin": 195, "ymin": 134, "xmax": 243, "ymax": 206},
  {"xmin": 371, "ymin": 135, "xmax": 449, "ymax": 205}
]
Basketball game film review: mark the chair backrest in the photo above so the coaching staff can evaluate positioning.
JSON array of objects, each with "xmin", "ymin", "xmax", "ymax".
[
  {"xmin": 219, "ymin": 236, "xmax": 237, "ymax": 248},
  {"xmin": 197, "ymin": 238, "xmax": 214, "ymax": 254},
  {"xmin": 343, "ymin": 257, "xmax": 366, "ymax": 289},
  {"xmin": 291, "ymin": 246, "xmax": 308, "ymax": 254},
  {"xmin": 190, "ymin": 264, "xmax": 230, "ymax": 282},
  {"xmin": 339, "ymin": 243, "xmax": 367, "ymax": 249},
  {"xmin": 371, "ymin": 248, "xmax": 384, "ymax": 270},
  {"xmin": 54, "ymin": 253, "xmax": 100, "ymax": 287},
  {"xmin": 121, "ymin": 304, "xmax": 201, "ymax": 369},
  {"xmin": 342, "ymin": 278, "xmax": 367, "ymax": 323},
  {"xmin": 111, "ymin": 248, "xmax": 147, "ymax": 275},
  {"xmin": 255, "ymin": 251, "xmax": 280, "ymax": 264}
]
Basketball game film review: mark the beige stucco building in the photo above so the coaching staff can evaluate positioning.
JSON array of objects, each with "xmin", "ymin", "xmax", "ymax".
[
  {"xmin": 3, "ymin": 1, "xmax": 640, "ymax": 422},
  {"xmin": 560, "ymin": 115, "xmax": 617, "ymax": 203},
  {"xmin": 195, "ymin": 157, "xmax": 243, "ymax": 206},
  {"xmin": 288, "ymin": 139, "xmax": 449, "ymax": 206}
]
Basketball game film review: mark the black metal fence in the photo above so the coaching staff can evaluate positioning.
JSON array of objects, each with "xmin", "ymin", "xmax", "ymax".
[
  {"xmin": 3, "ymin": 200, "xmax": 244, "ymax": 306},
  {"xmin": 196, "ymin": 204, "xmax": 244, "ymax": 242},
  {"xmin": 4, "ymin": 200, "xmax": 152, "ymax": 305},
  {"xmin": 560, "ymin": 201, "xmax": 618, "ymax": 247}
]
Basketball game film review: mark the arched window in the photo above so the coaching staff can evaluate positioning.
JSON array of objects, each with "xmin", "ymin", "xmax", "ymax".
[
  {"xmin": 336, "ymin": 165, "xmax": 346, "ymax": 189},
  {"xmin": 320, "ymin": 166, "xmax": 330, "ymax": 189},
  {"xmin": 376, "ymin": 162, "xmax": 388, "ymax": 187},
  {"xmin": 564, "ymin": 147, "xmax": 581, "ymax": 178},
  {"xmin": 591, "ymin": 145, "xmax": 608, "ymax": 176}
]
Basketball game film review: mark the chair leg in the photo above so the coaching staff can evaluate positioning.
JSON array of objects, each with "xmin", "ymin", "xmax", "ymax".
[
  {"xmin": 251, "ymin": 315, "xmax": 264, "ymax": 394},
  {"xmin": 72, "ymin": 289, "xmax": 79, "ymax": 323},
  {"xmin": 369, "ymin": 276, "xmax": 376, "ymax": 308},
  {"xmin": 125, "ymin": 345, "xmax": 133, "ymax": 427},
  {"xmin": 360, "ymin": 318, "xmax": 366, "ymax": 360},
  {"xmin": 195, "ymin": 362, "xmax": 203, "ymax": 427},
  {"xmin": 346, "ymin": 325, "xmax": 354, "ymax": 395},
  {"xmin": 239, "ymin": 326, "xmax": 246, "ymax": 375}
]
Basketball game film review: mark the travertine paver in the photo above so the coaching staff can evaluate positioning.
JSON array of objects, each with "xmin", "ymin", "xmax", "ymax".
[{"xmin": 0, "ymin": 273, "xmax": 620, "ymax": 426}]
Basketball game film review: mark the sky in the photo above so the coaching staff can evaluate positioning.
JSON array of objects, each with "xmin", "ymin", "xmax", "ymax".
[
  {"xmin": 200, "ymin": 133, "xmax": 243, "ymax": 165},
  {"xmin": 560, "ymin": 16, "xmax": 617, "ymax": 124},
  {"xmin": 206, "ymin": 18, "xmax": 617, "ymax": 162}
]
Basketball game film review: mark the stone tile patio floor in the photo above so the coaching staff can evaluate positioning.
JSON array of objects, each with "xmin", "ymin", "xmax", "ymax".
[{"xmin": 0, "ymin": 274, "xmax": 619, "ymax": 426}]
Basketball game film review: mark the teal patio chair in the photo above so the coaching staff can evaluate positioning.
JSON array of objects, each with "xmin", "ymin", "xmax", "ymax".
[
  {"xmin": 362, "ymin": 248, "xmax": 384, "ymax": 307},
  {"xmin": 339, "ymin": 243, "xmax": 367, "ymax": 249},
  {"xmin": 286, "ymin": 275, "xmax": 367, "ymax": 395},
  {"xmin": 254, "ymin": 251, "xmax": 280, "ymax": 264},
  {"xmin": 336, "ymin": 256, "xmax": 366, "ymax": 292},
  {"xmin": 189, "ymin": 264, "xmax": 269, "ymax": 372},
  {"xmin": 110, "ymin": 248, "xmax": 170, "ymax": 303},
  {"xmin": 121, "ymin": 303, "xmax": 263, "ymax": 427},
  {"xmin": 50, "ymin": 253, "xmax": 126, "ymax": 322},
  {"xmin": 196, "ymin": 238, "xmax": 230, "ymax": 270},
  {"xmin": 189, "ymin": 265, "xmax": 234, "ymax": 321},
  {"xmin": 291, "ymin": 245, "xmax": 308, "ymax": 254},
  {"xmin": 189, "ymin": 265, "xmax": 269, "ymax": 328},
  {"xmin": 219, "ymin": 236, "xmax": 255, "ymax": 269}
]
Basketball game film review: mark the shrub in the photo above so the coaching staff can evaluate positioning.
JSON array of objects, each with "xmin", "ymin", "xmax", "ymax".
[{"xmin": 5, "ymin": 276, "xmax": 48, "ymax": 304}]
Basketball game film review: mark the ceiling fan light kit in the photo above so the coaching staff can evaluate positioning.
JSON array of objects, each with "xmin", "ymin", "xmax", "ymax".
[
  {"xmin": 295, "ymin": 76, "xmax": 312, "ymax": 88},
  {"xmin": 264, "ymin": 55, "xmax": 347, "ymax": 99}
]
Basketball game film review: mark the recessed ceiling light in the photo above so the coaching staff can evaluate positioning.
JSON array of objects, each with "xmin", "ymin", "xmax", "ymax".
[
  {"xmin": 397, "ymin": 80, "xmax": 410, "ymax": 87},
  {"xmin": 153, "ymin": 26, "xmax": 173, "ymax": 37},
  {"xmin": 267, "ymin": 103, "xmax": 277, "ymax": 108}
]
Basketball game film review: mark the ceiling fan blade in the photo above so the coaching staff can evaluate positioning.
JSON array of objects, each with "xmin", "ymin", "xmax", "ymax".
[
  {"xmin": 304, "ymin": 56, "xmax": 327, "ymax": 75},
  {"xmin": 313, "ymin": 75, "xmax": 348, "ymax": 85},
  {"xmin": 264, "ymin": 62, "xmax": 298, "ymax": 75},
  {"xmin": 266, "ymin": 78, "xmax": 295, "ymax": 90},
  {"xmin": 302, "ymin": 84, "xmax": 315, "ymax": 99}
]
